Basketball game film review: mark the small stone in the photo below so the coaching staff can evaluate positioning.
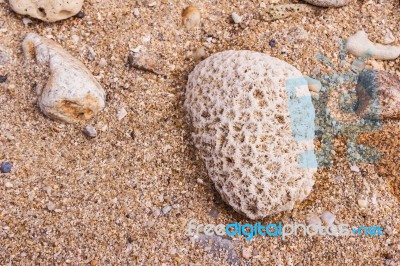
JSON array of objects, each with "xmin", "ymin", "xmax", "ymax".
[
  {"xmin": 22, "ymin": 17, "xmax": 32, "ymax": 26},
  {"xmin": 148, "ymin": 1, "xmax": 157, "ymax": 7},
  {"xmin": 321, "ymin": 211, "xmax": 335, "ymax": 225},
  {"xmin": 128, "ymin": 52, "xmax": 161, "ymax": 74},
  {"xmin": 99, "ymin": 58, "xmax": 107, "ymax": 67},
  {"xmin": 5, "ymin": 182, "xmax": 13, "ymax": 188},
  {"xmin": 83, "ymin": 125, "xmax": 97, "ymax": 138},
  {"xmin": 141, "ymin": 34, "xmax": 152, "ymax": 43},
  {"xmin": 118, "ymin": 107, "xmax": 128, "ymax": 121},
  {"xmin": 369, "ymin": 60, "xmax": 385, "ymax": 71},
  {"xmin": 306, "ymin": 213, "xmax": 322, "ymax": 226},
  {"xmin": 231, "ymin": 12, "xmax": 242, "ymax": 24},
  {"xmin": 358, "ymin": 199, "xmax": 368, "ymax": 208},
  {"xmin": 182, "ymin": 6, "xmax": 201, "ymax": 30},
  {"xmin": 1, "ymin": 162, "xmax": 12, "ymax": 173},
  {"xmin": 350, "ymin": 165, "xmax": 360, "ymax": 172},
  {"xmin": 371, "ymin": 196, "xmax": 378, "ymax": 205},
  {"xmin": 383, "ymin": 29, "xmax": 396, "ymax": 45},
  {"xmin": 133, "ymin": 8, "xmax": 140, "ymax": 17},
  {"xmin": 162, "ymin": 205, "xmax": 171, "ymax": 214},
  {"xmin": 242, "ymin": 247, "xmax": 252, "ymax": 259},
  {"xmin": 192, "ymin": 47, "xmax": 207, "ymax": 61},
  {"xmin": 10, "ymin": 0, "xmax": 84, "ymax": 22},
  {"xmin": 152, "ymin": 207, "xmax": 161, "ymax": 217},
  {"xmin": 71, "ymin": 35, "xmax": 80, "ymax": 44},
  {"xmin": 196, "ymin": 178, "xmax": 204, "ymax": 184},
  {"xmin": 385, "ymin": 226, "xmax": 393, "ymax": 236},
  {"xmin": 269, "ymin": 39, "xmax": 276, "ymax": 48},
  {"xmin": 0, "ymin": 74, "xmax": 7, "ymax": 83},
  {"xmin": 47, "ymin": 202, "xmax": 56, "ymax": 211},
  {"xmin": 88, "ymin": 47, "xmax": 96, "ymax": 61},
  {"xmin": 75, "ymin": 10, "xmax": 85, "ymax": 19}
]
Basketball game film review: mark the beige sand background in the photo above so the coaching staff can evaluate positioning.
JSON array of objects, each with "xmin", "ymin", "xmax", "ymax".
[{"xmin": 0, "ymin": 0, "xmax": 399, "ymax": 265}]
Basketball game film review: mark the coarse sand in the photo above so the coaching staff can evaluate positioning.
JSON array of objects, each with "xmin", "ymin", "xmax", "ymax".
[{"xmin": 0, "ymin": 0, "xmax": 399, "ymax": 265}]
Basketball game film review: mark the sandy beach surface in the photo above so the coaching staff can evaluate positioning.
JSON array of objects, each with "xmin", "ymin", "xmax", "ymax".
[{"xmin": 0, "ymin": 0, "xmax": 399, "ymax": 265}]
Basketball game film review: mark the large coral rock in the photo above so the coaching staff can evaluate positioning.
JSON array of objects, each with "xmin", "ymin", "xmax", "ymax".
[
  {"xmin": 185, "ymin": 50, "xmax": 317, "ymax": 219},
  {"xmin": 23, "ymin": 33, "xmax": 106, "ymax": 123},
  {"xmin": 9, "ymin": 0, "xmax": 83, "ymax": 22}
]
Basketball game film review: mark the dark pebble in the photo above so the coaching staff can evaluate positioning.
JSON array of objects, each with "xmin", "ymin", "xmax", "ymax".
[
  {"xmin": 75, "ymin": 11, "xmax": 84, "ymax": 18},
  {"xmin": 0, "ymin": 162, "xmax": 12, "ymax": 173},
  {"xmin": 0, "ymin": 74, "xmax": 7, "ymax": 83},
  {"xmin": 269, "ymin": 39, "xmax": 276, "ymax": 48}
]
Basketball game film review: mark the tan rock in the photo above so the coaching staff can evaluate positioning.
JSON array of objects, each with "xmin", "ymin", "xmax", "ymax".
[
  {"xmin": 356, "ymin": 71, "xmax": 400, "ymax": 120},
  {"xmin": 9, "ymin": 0, "xmax": 83, "ymax": 22},
  {"xmin": 22, "ymin": 33, "xmax": 106, "ymax": 123}
]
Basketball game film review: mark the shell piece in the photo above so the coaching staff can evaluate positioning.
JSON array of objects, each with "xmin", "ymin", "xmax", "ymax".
[
  {"xmin": 9, "ymin": 0, "xmax": 84, "ymax": 22},
  {"xmin": 22, "ymin": 33, "xmax": 106, "ymax": 123},
  {"xmin": 260, "ymin": 4, "xmax": 315, "ymax": 21},
  {"xmin": 346, "ymin": 31, "xmax": 400, "ymax": 60},
  {"xmin": 185, "ymin": 50, "xmax": 317, "ymax": 219}
]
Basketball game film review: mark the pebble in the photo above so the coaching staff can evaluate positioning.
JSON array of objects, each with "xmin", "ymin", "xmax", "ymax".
[
  {"xmin": 133, "ymin": 8, "xmax": 140, "ymax": 17},
  {"xmin": 83, "ymin": 125, "xmax": 97, "ymax": 138},
  {"xmin": 23, "ymin": 33, "xmax": 106, "ymax": 123},
  {"xmin": 269, "ymin": 39, "xmax": 277, "ymax": 48},
  {"xmin": 5, "ymin": 182, "xmax": 13, "ymax": 188},
  {"xmin": 88, "ymin": 47, "xmax": 96, "ymax": 61},
  {"xmin": 242, "ymin": 247, "xmax": 252, "ymax": 259},
  {"xmin": 0, "ymin": 74, "xmax": 7, "ymax": 83},
  {"xmin": 383, "ymin": 29, "xmax": 396, "ymax": 45},
  {"xmin": 321, "ymin": 211, "xmax": 336, "ymax": 225},
  {"xmin": 9, "ymin": 0, "xmax": 84, "ymax": 22},
  {"xmin": 1, "ymin": 161, "xmax": 12, "ymax": 173},
  {"xmin": 128, "ymin": 52, "xmax": 161, "ymax": 74},
  {"xmin": 47, "ymin": 202, "xmax": 56, "ymax": 211},
  {"xmin": 231, "ymin": 12, "xmax": 242, "ymax": 24},
  {"xmin": 118, "ymin": 107, "xmax": 128, "ymax": 121},
  {"xmin": 162, "ymin": 205, "xmax": 171, "ymax": 214},
  {"xmin": 75, "ymin": 11, "xmax": 85, "ymax": 19},
  {"xmin": 141, "ymin": 34, "xmax": 152, "ymax": 44},
  {"xmin": 71, "ymin": 35, "xmax": 80, "ymax": 44},
  {"xmin": 192, "ymin": 47, "xmax": 207, "ymax": 61},
  {"xmin": 22, "ymin": 17, "xmax": 32, "ymax": 26},
  {"xmin": 306, "ymin": 213, "xmax": 322, "ymax": 226},
  {"xmin": 358, "ymin": 199, "xmax": 368, "ymax": 208},
  {"xmin": 182, "ymin": 6, "xmax": 201, "ymax": 30},
  {"xmin": 99, "ymin": 58, "xmax": 107, "ymax": 67},
  {"xmin": 371, "ymin": 196, "xmax": 378, "ymax": 205},
  {"xmin": 350, "ymin": 165, "xmax": 360, "ymax": 172}
]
